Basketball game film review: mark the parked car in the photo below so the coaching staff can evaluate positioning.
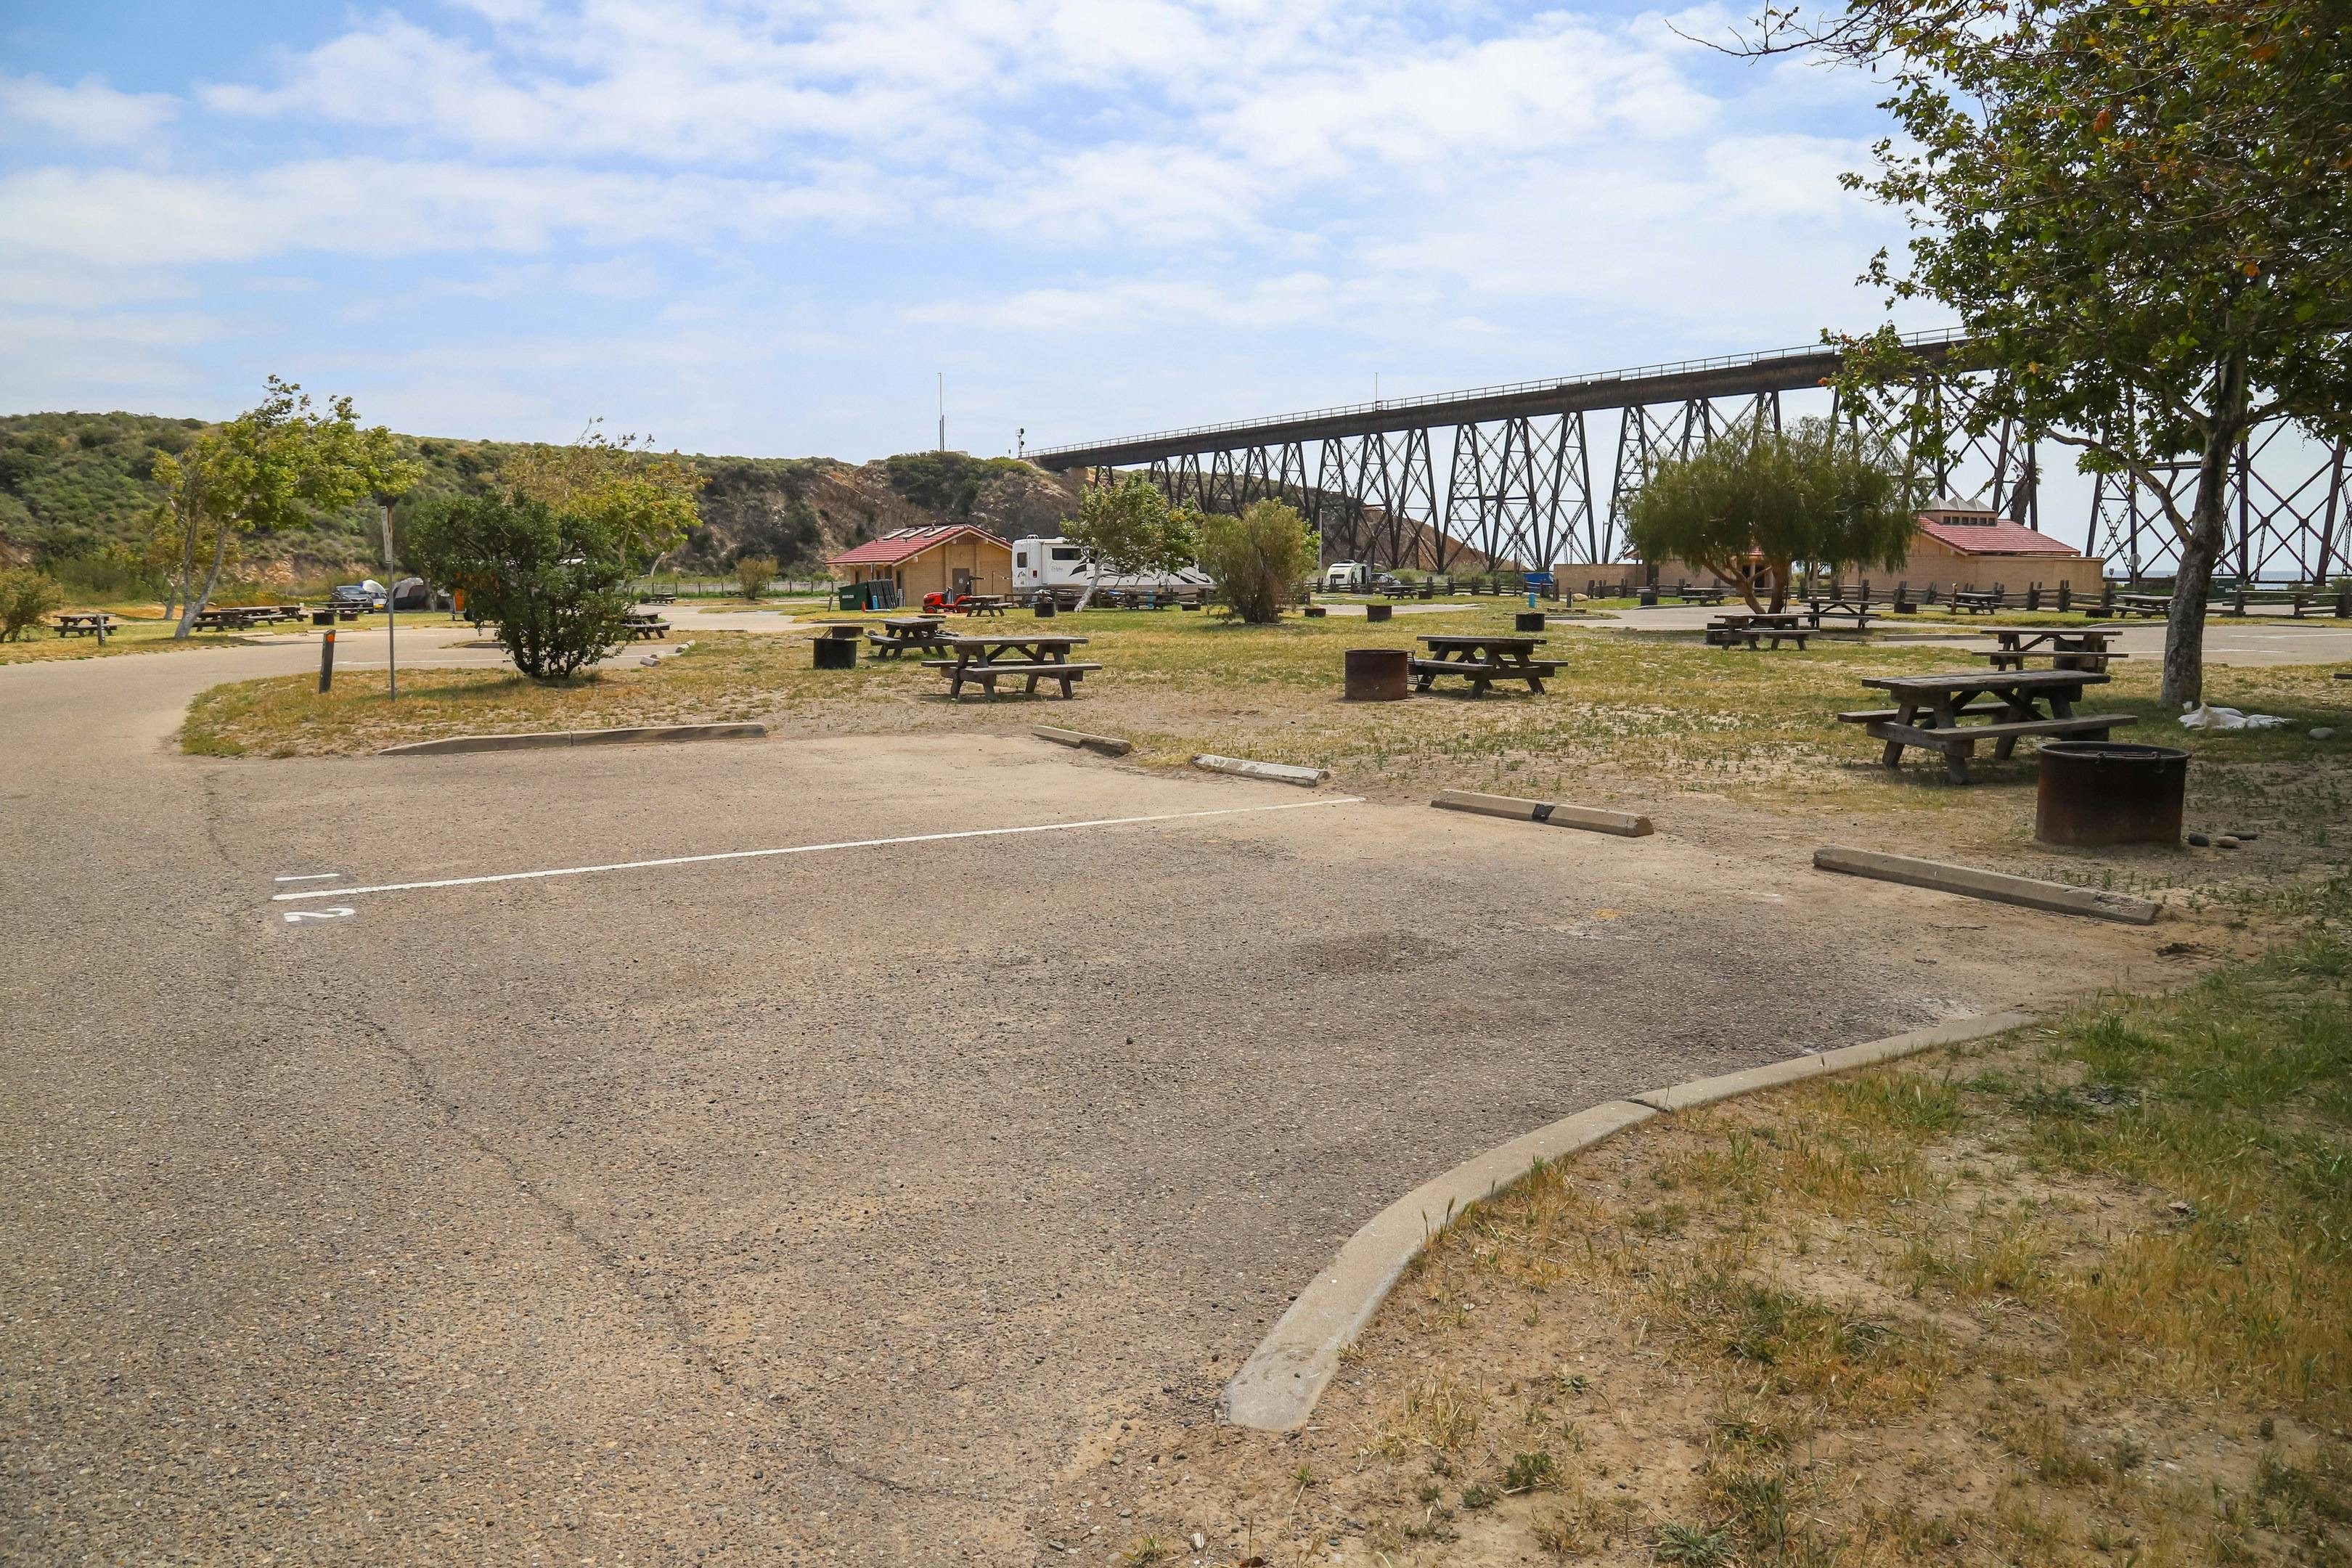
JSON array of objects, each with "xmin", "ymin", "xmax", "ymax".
[{"xmin": 330, "ymin": 581, "xmax": 385, "ymax": 609}]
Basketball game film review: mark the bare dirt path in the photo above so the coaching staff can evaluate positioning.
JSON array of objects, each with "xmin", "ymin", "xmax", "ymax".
[{"xmin": 1, "ymin": 647, "xmax": 2186, "ymax": 1564}]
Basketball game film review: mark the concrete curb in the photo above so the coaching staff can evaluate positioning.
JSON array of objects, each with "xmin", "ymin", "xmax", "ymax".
[
  {"xmin": 1432, "ymin": 788, "xmax": 1654, "ymax": 837},
  {"xmin": 1193, "ymin": 754, "xmax": 1328, "ymax": 788},
  {"xmin": 1220, "ymin": 1007, "xmax": 2037, "ymax": 1432},
  {"xmin": 1815, "ymin": 846, "xmax": 2162, "ymax": 925},
  {"xmin": 1221, "ymin": 1101, "xmax": 1654, "ymax": 1432},
  {"xmin": 1034, "ymin": 725, "xmax": 1134, "ymax": 757},
  {"xmin": 378, "ymin": 722, "xmax": 767, "ymax": 756}
]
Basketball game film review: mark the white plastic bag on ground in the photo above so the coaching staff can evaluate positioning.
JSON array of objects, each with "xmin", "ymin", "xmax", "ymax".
[{"xmin": 2179, "ymin": 704, "xmax": 2289, "ymax": 730}]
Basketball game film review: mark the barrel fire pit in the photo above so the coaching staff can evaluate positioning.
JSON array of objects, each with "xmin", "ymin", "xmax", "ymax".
[
  {"xmin": 813, "ymin": 634, "xmax": 857, "ymax": 669},
  {"xmin": 1343, "ymin": 647, "xmax": 1410, "ymax": 702},
  {"xmin": 1516, "ymin": 611, "xmax": 1546, "ymax": 632},
  {"xmin": 1365, "ymin": 602, "xmax": 1394, "ymax": 623},
  {"xmin": 2035, "ymin": 741, "xmax": 2189, "ymax": 846}
]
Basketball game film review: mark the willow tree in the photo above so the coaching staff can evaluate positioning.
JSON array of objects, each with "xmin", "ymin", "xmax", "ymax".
[
  {"xmin": 1736, "ymin": 0, "xmax": 2352, "ymax": 706},
  {"xmin": 1625, "ymin": 418, "xmax": 1922, "ymax": 612},
  {"xmin": 150, "ymin": 378, "xmax": 413, "ymax": 637}
]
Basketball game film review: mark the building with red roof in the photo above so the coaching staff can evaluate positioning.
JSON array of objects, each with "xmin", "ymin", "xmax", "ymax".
[
  {"xmin": 1904, "ymin": 499, "xmax": 2104, "ymax": 594},
  {"xmin": 828, "ymin": 524, "xmax": 1014, "ymax": 604}
]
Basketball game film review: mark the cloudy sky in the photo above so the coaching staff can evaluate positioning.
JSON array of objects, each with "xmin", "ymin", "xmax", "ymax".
[{"xmin": 0, "ymin": 1, "xmax": 1930, "ymax": 460}]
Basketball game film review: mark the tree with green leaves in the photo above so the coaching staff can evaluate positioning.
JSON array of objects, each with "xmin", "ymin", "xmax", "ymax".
[
  {"xmin": 495, "ymin": 422, "xmax": 703, "ymax": 573},
  {"xmin": 1736, "ymin": 0, "xmax": 2352, "ymax": 706},
  {"xmin": 1063, "ymin": 475, "xmax": 1201, "ymax": 609},
  {"xmin": 403, "ymin": 494, "xmax": 640, "ymax": 679},
  {"xmin": 150, "ymin": 378, "xmax": 415, "ymax": 637},
  {"xmin": 1625, "ymin": 417, "xmax": 1923, "ymax": 612},
  {"xmin": 1198, "ymin": 499, "xmax": 1318, "ymax": 623}
]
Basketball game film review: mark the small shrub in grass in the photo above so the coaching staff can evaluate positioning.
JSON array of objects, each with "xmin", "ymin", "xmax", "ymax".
[
  {"xmin": 0, "ymin": 569, "xmax": 64, "ymax": 640},
  {"xmin": 732, "ymin": 552, "xmax": 778, "ymax": 600},
  {"xmin": 1198, "ymin": 499, "xmax": 1315, "ymax": 624}
]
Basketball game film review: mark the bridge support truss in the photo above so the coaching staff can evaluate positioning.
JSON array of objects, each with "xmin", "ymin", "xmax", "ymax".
[{"xmin": 1048, "ymin": 338, "xmax": 2348, "ymax": 581}]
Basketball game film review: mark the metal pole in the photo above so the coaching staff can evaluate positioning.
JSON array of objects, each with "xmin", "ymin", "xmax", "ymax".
[
  {"xmin": 379, "ymin": 497, "xmax": 397, "ymax": 703},
  {"xmin": 319, "ymin": 628, "xmax": 336, "ymax": 693}
]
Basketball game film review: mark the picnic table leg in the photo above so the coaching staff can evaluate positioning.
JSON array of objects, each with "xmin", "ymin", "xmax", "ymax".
[
  {"xmin": 1945, "ymin": 740, "xmax": 1974, "ymax": 784},
  {"xmin": 1025, "ymin": 672, "xmax": 1042, "ymax": 695},
  {"xmin": 1882, "ymin": 698, "xmax": 1919, "ymax": 768}
]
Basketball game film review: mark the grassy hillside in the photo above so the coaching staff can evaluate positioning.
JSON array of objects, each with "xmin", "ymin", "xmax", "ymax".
[{"xmin": 0, "ymin": 411, "xmax": 1079, "ymax": 595}]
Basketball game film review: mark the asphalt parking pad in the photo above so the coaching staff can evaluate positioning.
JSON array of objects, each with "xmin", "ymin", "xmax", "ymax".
[{"xmin": 33, "ymin": 732, "xmax": 2163, "ymax": 1562}]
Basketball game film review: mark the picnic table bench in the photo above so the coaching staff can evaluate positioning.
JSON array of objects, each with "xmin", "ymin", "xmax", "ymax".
[
  {"xmin": 1706, "ymin": 611, "xmax": 1810, "ymax": 649},
  {"xmin": 1951, "ymin": 589, "xmax": 2004, "ymax": 614},
  {"xmin": 1410, "ymin": 633, "xmax": 1560, "ymax": 695},
  {"xmin": 867, "ymin": 616, "xmax": 951, "ymax": 658},
  {"xmin": 923, "ymin": 634, "xmax": 1100, "ymax": 698},
  {"xmin": 1667, "ymin": 586, "xmax": 1728, "ymax": 605},
  {"xmin": 2112, "ymin": 592, "xmax": 2173, "ymax": 618},
  {"xmin": 52, "ymin": 612, "xmax": 123, "ymax": 637},
  {"xmin": 1837, "ymin": 669, "xmax": 2137, "ymax": 783},
  {"xmin": 642, "ymin": 592, "xmax": 677, "ymax": 605},
  {"xmin": 1979, "ymin": 626, "xmax": 2127, "ymax": 673},
  {"xmin": 623, "ymin": 613, "xmax": 670, "ymax": 640},
  {"xmin": 955, "ymin": 595, "xmax": 1010, "ymax": 616}
]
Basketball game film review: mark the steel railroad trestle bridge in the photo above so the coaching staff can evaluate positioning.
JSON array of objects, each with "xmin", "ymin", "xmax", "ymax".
[{"xmin": 1029, "ymin": 330, "xmax": 2348, "ymax": 583}]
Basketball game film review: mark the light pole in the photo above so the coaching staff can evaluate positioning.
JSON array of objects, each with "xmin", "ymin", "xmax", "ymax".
[{"xmin": 377, "ymin": 493, "xmax": 398, "ymax": 703}]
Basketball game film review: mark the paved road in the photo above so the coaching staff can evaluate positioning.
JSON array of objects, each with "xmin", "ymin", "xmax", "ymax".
[{"xmin": 2, "ymin": 640, "xmax": 2170, "ymax": 1564}]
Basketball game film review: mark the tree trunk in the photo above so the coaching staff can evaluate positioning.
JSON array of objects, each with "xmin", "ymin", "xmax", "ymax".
[
  {"xmin": 177, "ymin": 523, "xmax": 232, "ymax": 640},
  {"xmin": 2158, "ymin": 349, "xmax": 2250, "ymax": 710},
  {"xmin": 1766, "ymin": 558, "xmax": 1791, "ymax": 614},
  {"xmin": 1074, "ymin": 556, "xmax": 1102, "ymax": 611}
]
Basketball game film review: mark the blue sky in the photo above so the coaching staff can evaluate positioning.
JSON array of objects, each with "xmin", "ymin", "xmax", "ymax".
[{"xmin": 0, "ymin": 1, "xmax": 1929, "ymax": 460}]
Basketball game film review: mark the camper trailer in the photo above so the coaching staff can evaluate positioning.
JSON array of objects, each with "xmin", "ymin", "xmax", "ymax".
[
  {"xmin": 1321, "ymin": 561, "xmax": 1370, "ymax": 593},
  {"xmin": 1010, "ymin": 537, "xmax": 1214, "ymax": 600}
]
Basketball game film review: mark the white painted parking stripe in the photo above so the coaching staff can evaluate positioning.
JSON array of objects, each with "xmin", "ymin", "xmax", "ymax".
[
  {"xmin": 274, "ymin": 873, "xmax": 343, "ymax": 882},
  {"xmin": 272, "ymin": 796, "xmax": 1365, "ymax": 902}
]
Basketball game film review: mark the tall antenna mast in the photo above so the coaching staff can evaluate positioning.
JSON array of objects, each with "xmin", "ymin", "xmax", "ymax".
[{"xmin": 937, "ymin": 372, "xmax": 945, "ymax": 452}]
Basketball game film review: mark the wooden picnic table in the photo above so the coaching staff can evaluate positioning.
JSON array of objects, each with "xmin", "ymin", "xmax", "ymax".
[
  {"xmin": 52, "ymin": 612, "xmax": 123, "ymax": 637},
  {"xmin": 1801, "ymin": 599, "xmax": 1877, "ymax": 632},
  {"xmin": 1410, "ymin": 633, "xmax": 1560, "ymax": 695},
  {"xmin": 2112, "ymin": 592, "xmax": 2173, "ymax": 619},
  {"xmin": 867, "ymin": 616, "xmax": 951, "ymax": 658},
  {"xmin": 1837, "ymin": 669, "xmax": 2137, "ymax": 783},
  {"xmin": 623, "ymin": 612, "xmax": 670, "ymax": 640},
  {"xmin": 1707, "ymin": 613, "xmax": 1812, "ymax": 649},
  {"xmin": 1951, "ymin": 589, "xmax": 2004, "ymax": 614},
  {"xmin": 954, "ymin": 595, "xmax": 1010, "ymax": 616},
  {"xmin": 1980, "ymin": 626, "xmax": 2127, "ymax": 673},
  {"xmin": 924, "ymin": 634, "xmax": 1100, "ymax": 698}
]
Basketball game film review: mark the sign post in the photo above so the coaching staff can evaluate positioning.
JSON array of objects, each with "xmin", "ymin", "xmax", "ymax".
[{"xmin": 318, "ymin": 629, "xmax": 336, "ymax": 693}]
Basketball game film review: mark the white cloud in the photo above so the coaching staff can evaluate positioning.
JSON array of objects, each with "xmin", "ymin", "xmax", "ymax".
[
  {"xmin": 0, "ymin": 73, "xmax": 178, "ymax": 147},
  {"xmin": 0, "ymin": 158, "xmax": 905, "ymax": 266}
]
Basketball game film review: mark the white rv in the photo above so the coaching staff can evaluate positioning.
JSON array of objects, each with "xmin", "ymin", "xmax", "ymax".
[
  {"xmin": 1010, "ymin": 537, "xmax": 1214, "ymax": 599},
  {"xmin": 1321, "ymin": 561, "xmax": 1370, "ymax": 593}
]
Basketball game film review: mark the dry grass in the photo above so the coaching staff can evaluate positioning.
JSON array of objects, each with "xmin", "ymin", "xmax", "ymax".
[
  {"xmin": 1048, "ymin": 911, "xmax": 2352, "ymax": 1566},
  {"xmin": 174, "ymin": 610, "xmax": 2352, "ymax": 881}
]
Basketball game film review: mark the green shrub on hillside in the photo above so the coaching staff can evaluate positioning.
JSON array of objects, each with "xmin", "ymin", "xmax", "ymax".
[{"xmin": 881, "ymin": 451, "xmax": 1025, "ymax": 517}]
